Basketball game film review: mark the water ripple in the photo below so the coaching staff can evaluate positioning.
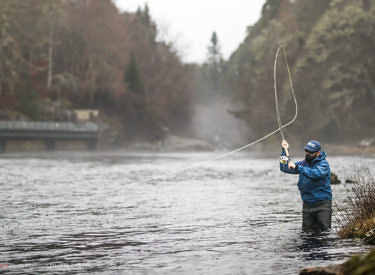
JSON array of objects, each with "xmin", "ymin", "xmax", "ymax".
[{"xmin": 0, "ymin": 152, "xmax": 374, "ymax": 274}]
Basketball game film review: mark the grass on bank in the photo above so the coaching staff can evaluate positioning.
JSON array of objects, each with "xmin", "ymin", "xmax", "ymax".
[{"xmin": 336, "ymin": 166, "xmax": 375, "ymax": 238}]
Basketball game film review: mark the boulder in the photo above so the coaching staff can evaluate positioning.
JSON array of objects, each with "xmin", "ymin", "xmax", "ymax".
[
  {"xmin": 363, "ymin": 228, "xmax": 375, "ymax": 245},
  {"xmin": 359, "ymin": 138, "xmax": 375, "ymax": 147},
  {"xmin": 343, "ymin": 248, "xmax": 375, "ymax": 274},
  {"xmin": 331, "ymin": 172, "xmax": 341, "ymax": 184},
  {"xmin": 299, "ymin": 264, "xmax": 344, "ymax": 274},
  {"xmin": 300, "ymin": 247, "xmax": 375, "ymax": 275}
]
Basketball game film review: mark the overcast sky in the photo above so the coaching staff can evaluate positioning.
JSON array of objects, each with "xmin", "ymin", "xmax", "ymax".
[{"xmin": 113, "ymin": 0, "xmax": 266, "ymax": 64}]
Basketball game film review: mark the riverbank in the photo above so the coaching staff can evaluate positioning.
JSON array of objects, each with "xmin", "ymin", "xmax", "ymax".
[
  {"xmin": 126, "ymin": 134, "xmax": 375, "ymax": 154},
  {"xmin": 337, "ymin": 166, "xmax": 375, "ymax": 239},
  {"xmin": 325, "ymin": 143, "xmax": 375, "ymax": 155},
  {"xmin": 300, "ymin": 247, "xmax": 375, "ymax": 274},
  {"xmin": 273, "ymin": 140, "xmax": 375, "ymax": 155},
  {"xmin": 129, "ymin": 135, "xmax": 215, "ymax": 151}
]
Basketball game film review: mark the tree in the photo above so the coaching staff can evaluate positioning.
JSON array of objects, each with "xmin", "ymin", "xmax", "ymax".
[
  {"xmin": 222, "ymin": 0, "xmax": 375, "ymax": 142},
  {"xmin": 0, "ymin": 0, "xmax": 193, "ymax": 143},
  {"xmin": 362, "ymin": 0, "xmax": 371, "ymax": 11},
  {"xmin": 73, "ymin": 0, "xmax": 124, "ymax": 107},
  {"xmin": 297, "ymin": 4, "xmax": 375, "ymax": 138},
  {"xmin": 125, "ymin": 52, "xmax": 145, "ymax": 95},
  {"xmin": 207, "ymin": 31, "xmax": 222, "ymax": 71},
  {"xmin": 42, "ymin": 2, "xmax": 62, "ymax": 90},
  {"xmin": 137, "ymin": 4, "xmax": 151, "ymax": 25},
  {"xmin": 0, "ymin": 0, "xmax": 25, "ymax": 97},
  {"xmin": 122, "ymin": 52, "xmax": 148, "ymax": 139},
  {"xmin": 206, "ymin": 31, "xmax": 223, "ymax": 95},
  {"xmin": 53, "ymin": 72, "xmax": 77, "ymax": 120}
]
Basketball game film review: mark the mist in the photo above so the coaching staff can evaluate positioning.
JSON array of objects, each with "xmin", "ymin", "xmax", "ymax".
[{"xmin": 192, "ymin": 98, "xmax": 250, "ymax": 149}]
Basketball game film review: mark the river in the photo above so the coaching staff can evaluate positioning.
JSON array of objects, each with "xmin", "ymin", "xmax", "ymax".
[{"xmin": 1, "ymin": 151, "xmax": 374, "ymax": 274}]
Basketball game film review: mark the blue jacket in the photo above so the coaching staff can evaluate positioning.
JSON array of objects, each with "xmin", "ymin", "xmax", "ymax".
[{"xmin": 280, "ymin": 150, "xmax": 332, "ymax": 203}]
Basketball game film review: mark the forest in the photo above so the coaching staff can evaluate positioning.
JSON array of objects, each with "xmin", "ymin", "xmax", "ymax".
[
  {"xmin": 220, "ymin": 0, "xmax": 375, "ymax": 144},
  {"xmin": 0, "ymin": 0, "xmax": 374, "ymax": 147},
  {"xmin": 0, "ymin": 0, "xmax": 192, "ymax": 144}
]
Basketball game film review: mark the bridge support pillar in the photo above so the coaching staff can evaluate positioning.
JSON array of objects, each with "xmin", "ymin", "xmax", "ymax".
[
  {"xmin": 45, "ymin": 139, "xmax": 55, "ymax": 151},
  {"xmin": 0, "ymin": 139, "xmax": 5, "ymax": 152},
  {"xmin": 88, "ymin": 139, "xmax": 97, "ymax": 150}
]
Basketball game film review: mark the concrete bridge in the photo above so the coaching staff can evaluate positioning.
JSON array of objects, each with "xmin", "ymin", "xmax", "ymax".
[{"xmin": 0, "ymin": 121, "xmax": 99, "ymax": 152}]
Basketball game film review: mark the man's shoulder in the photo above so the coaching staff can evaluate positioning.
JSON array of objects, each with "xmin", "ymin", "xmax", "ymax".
[
  {"xmin": 317, "ymin": 151, "xmax": 328, "ymax": 161},
  {"xmin": 317, "ymin": 158, "xmax": 331, "ymax": 172},
  {"xmin": 317, "ymin": 158, "xmax": 329, "ymax": 165}
]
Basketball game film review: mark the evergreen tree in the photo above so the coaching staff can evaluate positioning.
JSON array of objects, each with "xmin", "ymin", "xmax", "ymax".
[
  {"xmin": 136, "ymin": 4, "xmax": 151, "ymax": 24},
  {"xmin": 143, "ymin": 4, "xmax": 151, "ymax": 24},
  {"xmin": 206, "ymin": 31, "xmax": 223, "ymax": 97},
  {"xmin": 125, "ymin": 52, "xmax": 144, "ymax": 95},
  {"xmin": 123, "ymin": 52, "xmax": 148, "ymax": 139},
  {"xmin": 207, "ymin": 31, "xmax": 223, "ymax": 74}
]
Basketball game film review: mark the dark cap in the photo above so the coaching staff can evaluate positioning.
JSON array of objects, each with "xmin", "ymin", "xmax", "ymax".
[{"xmin": 304, "ymin": 140, "xmax": 321, "ymax": 152}]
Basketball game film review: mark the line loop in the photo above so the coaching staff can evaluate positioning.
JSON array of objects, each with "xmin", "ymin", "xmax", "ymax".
[{"xmin": 137, "ymin": 45, "xmax": 298, "ymax": 184}]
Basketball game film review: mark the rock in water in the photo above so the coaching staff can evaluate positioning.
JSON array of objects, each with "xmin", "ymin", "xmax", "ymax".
[
  {"xmin": 359, "ymin": 138, "xmax": 375, "ymax": 147},
  {"xmin": 343, "ymin": 248, "xmax": 375, "ymax": 274},
  {"xmin": 363, "ymin": 228, "xmax": 375, "ymax": 245},
  {"xmin": 299, "ymin": 264, "xmax": 344, "ymax": 274},
  {"xmin": 300, "ymin": 247, "xmax": 375, "ymax": 274},
  {"xmin": 331, "ymin": 172, "xmax": 341, "ymax": 184}
]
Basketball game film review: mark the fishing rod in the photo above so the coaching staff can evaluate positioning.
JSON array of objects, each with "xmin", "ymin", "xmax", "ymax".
[
  {"xmin": 137, "ymin": 45, "xmax": 297, "ymax": 184},
  {"xmin": 274, "ymin": 45, "xmax": 294, "ymax": 165}
]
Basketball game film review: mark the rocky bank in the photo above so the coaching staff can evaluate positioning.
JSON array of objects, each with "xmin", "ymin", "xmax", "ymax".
[{"xmin": 300, "ymin": 247, "xmax": 375, "ymax": 274}]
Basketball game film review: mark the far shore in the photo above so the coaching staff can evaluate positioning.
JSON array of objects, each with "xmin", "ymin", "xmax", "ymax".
[{"xmin": 321, "ymin": 143, "xmax": 375, "ymax": 155}]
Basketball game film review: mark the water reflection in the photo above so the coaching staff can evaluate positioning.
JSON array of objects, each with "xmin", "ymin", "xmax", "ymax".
[{"xmin": 297, "ymin": 231, "xmax": 336, "ymax": 261}]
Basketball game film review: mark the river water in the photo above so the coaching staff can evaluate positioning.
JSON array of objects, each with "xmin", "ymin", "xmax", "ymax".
[{"xmin": 1, "ymin": 151, "xmax": 374, "ymax": 274}]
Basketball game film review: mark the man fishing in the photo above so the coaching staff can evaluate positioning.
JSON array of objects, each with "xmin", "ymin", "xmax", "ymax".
[{"xmin": 280, "ymin": 140, "xmax": 332, "ymax": 231}]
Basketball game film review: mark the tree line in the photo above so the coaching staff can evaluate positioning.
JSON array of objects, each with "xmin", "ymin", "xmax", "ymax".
[
  {"xmin": 1, "ymin": 0, "xmax": 374, "ymax": 146},
  {"xmin": 0, "ymin": 0, "xmax": 192, "ymax": 143}
]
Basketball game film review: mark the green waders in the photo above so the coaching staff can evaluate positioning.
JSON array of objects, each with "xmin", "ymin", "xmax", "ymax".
[{"xmin": 302, "ymin": 200, "xmax": 332, "ymax": 231}]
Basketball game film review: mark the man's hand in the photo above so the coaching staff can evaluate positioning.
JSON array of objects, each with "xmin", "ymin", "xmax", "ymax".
[
  {"xmin": 281, "ymin": 140, "xmax": 289, "ymax": 150},
  {"xmin": 288, "ymin": 162, "xmax": 296, "ymax": 169}
]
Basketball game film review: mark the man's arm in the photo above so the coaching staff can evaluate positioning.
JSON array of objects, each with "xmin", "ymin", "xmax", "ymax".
[
  {"xmin": 296, "ymin": 161, "xmax": 330, "ymax": 179},
  {"xmin": 280, "ymin": 140, "xmax": 299, "ymax": 174},
  {"xmin": 280, "ymin": 155, "xmax": 301, "ymax": 174}
]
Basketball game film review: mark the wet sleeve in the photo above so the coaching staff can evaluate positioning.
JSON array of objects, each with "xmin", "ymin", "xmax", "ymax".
[
  {"xmin": 297, "ymin": 160, "xmax": 330, "ymax": 179},
  {"xmin": 280, "ymin": 149, "xmax": 299, "ymax": 174}
]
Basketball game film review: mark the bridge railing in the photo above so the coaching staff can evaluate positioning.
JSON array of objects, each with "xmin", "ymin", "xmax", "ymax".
[{"xmin": 0, "ymin": 121, "xmax": 98, "ymax": 132}]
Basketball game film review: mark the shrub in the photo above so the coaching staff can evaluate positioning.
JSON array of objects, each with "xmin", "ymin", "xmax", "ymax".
[{"xmin": 336, "ymin": 166, "xmax": 375, "ymax": 238}]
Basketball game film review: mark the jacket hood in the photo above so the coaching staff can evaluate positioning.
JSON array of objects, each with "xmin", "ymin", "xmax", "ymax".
[{"xmin": 313, "ymin": 151, "xmax": 326, "ymax": 163}]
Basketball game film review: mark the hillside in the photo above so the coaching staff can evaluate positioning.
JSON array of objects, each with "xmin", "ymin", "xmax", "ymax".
[
  {"xmin": 0, "ymin": 0, "xmax": 192, "ymax": 145},
  {"xmin": 221, "ymin": 0, "xmax": 375, "ymax": 145}
]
